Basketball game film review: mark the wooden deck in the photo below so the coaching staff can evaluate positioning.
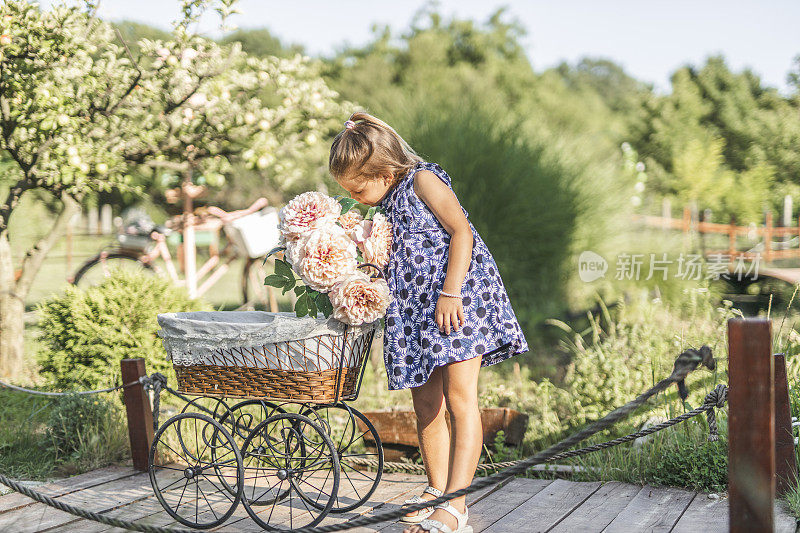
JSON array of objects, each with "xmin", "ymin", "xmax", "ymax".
[{"xmin": 0, "ymin": 466, "xmax": 796, "ymax": 532}]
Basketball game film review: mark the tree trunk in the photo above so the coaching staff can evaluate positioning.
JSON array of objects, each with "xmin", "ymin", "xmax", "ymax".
[
  {"xmin": 0, "ymin": 193, "xmax": 81, "ymax": 378},
  {"xmin": 0, "ymin": 230, "xmax": 24, "ymax": 378}
]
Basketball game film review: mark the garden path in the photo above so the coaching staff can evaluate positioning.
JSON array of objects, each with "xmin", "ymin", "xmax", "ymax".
[{"xmin": 0, "ymin": 466, "xmax": 795, "ymax": 532}]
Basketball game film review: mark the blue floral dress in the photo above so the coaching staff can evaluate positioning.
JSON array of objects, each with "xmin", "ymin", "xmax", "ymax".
[{"xmin": 379, "ymin": 161, "xmax": 529, "ymax": 390}]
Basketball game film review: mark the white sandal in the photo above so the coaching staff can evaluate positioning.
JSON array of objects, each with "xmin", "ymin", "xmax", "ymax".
[
  {"xmin": 418, "ymin": 501, "xmax": 472, "ymax": 533},
  {"xmin": 399, "ymin": 486, "xmax": 444, "ymax": 523}
]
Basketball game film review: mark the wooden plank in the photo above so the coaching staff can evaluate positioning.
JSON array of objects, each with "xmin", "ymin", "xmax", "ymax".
[
  {"xmin": 453, "ymin": 478, "xmax": 552, "ymax": 533},
  {"xmin": 373, "ymin": 475, "xmax": 514, "ymax": 533},
  {"xmin": 0, "ymin": 470, "xmax": 179, "ymax": 532},
  {"xmin": 671, "ymin": 494, "xmax": 727, "ymax": 533},
  {"xmin": 548, "ymin": 481, "xmax": 641, "ymax": 533},
  {"xmin": 775, "ymin": 499, "xmax": 798, "ymax": 533},
  {"xmin": 601, "ymin": 484, "xmax": 695, "ymax": 533},
  {"xmin": 214, "ymin": 469, "xmax": 391, "ymax": 532},
  {"xmin": 728, "ymin": 318, "xmax": 775, "ymax": 532},
  {"xmin": 46, "ymin": 498, "xmax": 165, "ymax": 533},
  {"xmin": 482, "ymin": 479, "xmax": 599, "ymax": 533},
  {"xmin": 0, "ymin": 466, "xmax": 138, "ymax": 514}
]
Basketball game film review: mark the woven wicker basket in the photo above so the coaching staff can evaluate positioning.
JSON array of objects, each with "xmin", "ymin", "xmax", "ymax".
[{"xmin": 157, "ymin": 312, "xmax": 377, "ymax": 403}]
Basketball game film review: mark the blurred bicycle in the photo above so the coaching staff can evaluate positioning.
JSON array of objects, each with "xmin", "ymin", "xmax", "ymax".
[{"xmin": 69, "ymin": 198, "xmax": 281, "ymax": 311}]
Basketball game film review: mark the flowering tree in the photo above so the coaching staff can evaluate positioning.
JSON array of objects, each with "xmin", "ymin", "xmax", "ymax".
[{"xmin": 0, "ymin": 0, "xmax": 347, "ymax": 376}]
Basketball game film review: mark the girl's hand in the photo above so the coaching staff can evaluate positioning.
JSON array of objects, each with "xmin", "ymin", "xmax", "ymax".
[{"xmin": 435, "ymin": 296, "xmax": 464, "ymax": 335}]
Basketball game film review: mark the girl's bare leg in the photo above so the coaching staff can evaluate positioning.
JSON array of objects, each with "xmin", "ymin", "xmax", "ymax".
[
  {"xmin": 405, "ymin": 356, "xmax": 482, "ymax": 533},
  {"xmin": 404, "ymin": 365, "xmax": 449, "ymax": 519}
]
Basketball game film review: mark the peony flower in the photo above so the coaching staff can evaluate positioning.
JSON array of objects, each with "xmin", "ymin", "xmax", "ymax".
[
  {"xmin": 299, "ymin": 225, "xmax": 357, "ymax": 291},
  {"xmin": 329, "ymin": 270, "xmax": 391, "ymax": 325},
  {"xmin": 359, "ymin": 213, "xmax": 392, "ymax": 268},
  {"xmin": 284, "ymin": 234, "xmax": 308, "ymax": 271},
  {"xmin": 279, "ymin": 191, "xmax": 341, "ymax": 242},
  {"xmin": 337, "ymin": 209, "xmax": 363, "ymax": 238}
]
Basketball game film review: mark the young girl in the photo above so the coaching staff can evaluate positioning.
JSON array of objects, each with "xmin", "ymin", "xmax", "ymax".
[{"xmin": 329, "ymin": 112, "xmax": 529, "ymax": 533}]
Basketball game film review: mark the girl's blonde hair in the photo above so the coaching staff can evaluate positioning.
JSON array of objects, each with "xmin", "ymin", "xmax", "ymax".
[{"xmin": 329, "ymin": 111, "xmax": 423, "ymax": 184}]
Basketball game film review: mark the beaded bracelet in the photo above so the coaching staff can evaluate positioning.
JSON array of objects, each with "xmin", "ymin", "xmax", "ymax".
[{"xmin": 440, "ymin": 290, "xmax": 462, "ymax": 299}]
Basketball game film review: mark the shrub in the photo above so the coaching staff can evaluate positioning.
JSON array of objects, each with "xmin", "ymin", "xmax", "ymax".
[
  {"xmin": 45, "ymin": 393, "xmax": 130, "ymax": 471},
  {"xmin": 392, "ymin": 102, "xmax": 581, "ymax": 328},
  {"xmin": 47, "ymin": 394, "xmax": 113, "ymax": 455},
  {"xmin": 478, "ymin": 286, "xmax": 738, "ymax": 450},
  {"xmin": 37, "ymin": 270, "xmax": 210, "ymax": 389},
  {"xmin": 642, "ymin": 435, "xmax": 728, "ymax": 493}
]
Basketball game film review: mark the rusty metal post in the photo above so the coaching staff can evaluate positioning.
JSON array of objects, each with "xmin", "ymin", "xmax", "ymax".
[
  {"xmin": 774, "ymin": 352, "xmax": 798, "ymax": 496},
  {"xmin": 120, "ymin": 358, "xmax": 154, "ymax": 472},
  {"xmin": 728, "ymin": 318, "xmax": 775, "ymax": 533}
]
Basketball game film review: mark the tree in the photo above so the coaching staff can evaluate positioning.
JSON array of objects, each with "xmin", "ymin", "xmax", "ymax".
[
  {"xmin": 630, "ymin": 56, "xmax": 800, "ymax": 204},
  {"xmin": 0, "ymin": 2, "xmax": 134, "ymax": 377},
  {"xmin": 0, "ymin": 0, "xmax": 347, "ymax": 376}
]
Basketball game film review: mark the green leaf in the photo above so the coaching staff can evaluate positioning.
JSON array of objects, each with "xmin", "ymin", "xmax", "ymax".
[
  {"xmin": 307, "ymin": 296, "xmax": 319, "ymax": 318},
  {"xmin": 338, "ymin": 197, "xmax": 359, "ymax": 214},
  {"xmin": 295, "ymin": 293, "xmax": 309, "ymax": 317},
  {"xmin": 281, "ymin": 276, "xmax": 296, "ymax": 294},
  {"xmin": 264, "ymin": 274, "xmax": 287, "ymax": 287},
  {"xmin": 315, "ymin": 292, "xmax": 333, "ymax": 317},
  {"xmin": 274, "ymin": 258, "xmax": 293, "ymax": 280},
  {"xmin": 294, "ymin": 285, "xmax": 307, "ymax": 296},
  {"xmin": 365, "ymin": 206, "xmax": 377, "ymax": 220}
]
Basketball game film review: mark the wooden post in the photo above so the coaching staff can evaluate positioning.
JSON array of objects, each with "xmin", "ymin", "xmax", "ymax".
[
  {"xmin": 764, "ymin": 211, "xmax": 773, "ymax": 263},
  {"xmin": 774, "ymin": 352, "xmax": 798, "ymax": 496},
  {"xmin": 100, "ymin": 204, "xmax": 113, "ymax": 235},
  {"xmin": 182, "ymin": 171, "xmax": 197, "ymax": 299},
  {"xmin": 728, "ymin": 318, "xmax": 775, "ymax": 532},
  {"xmin": 120, "ymin": 358, "xmax": 154, "ymax": 472},
  {"xmin": 796, "ymin": 212, "xmax": 800, "ymax": 260},
  {"xmin": 662, "ymin": 197, "xmax": 671, "ymax": 230},
  {"xmin": 728, "ymin": 215, "xmax": 737, "ymax": 260},
  {"xmin": 87, "ymin": 205, "xmax": 99, "ymax": 235},
  {"xmin": 682, "ymin": 206, "xmax": 691, "ymax": 234}
]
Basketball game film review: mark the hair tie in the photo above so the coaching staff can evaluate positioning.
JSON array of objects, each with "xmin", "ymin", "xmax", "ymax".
[{"xmin": 344, "ymin": 120, "xmax": 356, "ymax": 130}]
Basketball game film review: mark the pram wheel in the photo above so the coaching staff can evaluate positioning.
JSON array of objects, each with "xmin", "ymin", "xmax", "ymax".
[
  {"xmin": 300, "ymin": 403, "xmax": 383, "ymax": 512},
  {"xmin": 149, "ymin": 413, "xmax": 243, "ymax": 529},
  {"xmin": 239, "ymin": 412, "xmax": 340, "ymax": 530}
]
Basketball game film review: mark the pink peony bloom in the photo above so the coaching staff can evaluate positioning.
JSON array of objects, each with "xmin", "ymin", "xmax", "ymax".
[
  {"xmin": 299, "ymin": 225, "xmax": 357, "ymax": 291},
  {"xmin": 359, "ymin": 213, "xmax": 392, "ymax": 268},
  {"xmin": 329, "ymin": 270, "xmax": 391, "ymax": 325},
  {"xmin": 280, "ymin": 192, "xmax": 341, "ymax": 242},
  {"xmin": 337, "ymin": 209, "xmax": 364, "ymax": 238},
  {"xmin": 283, "ymin": 234, "xmax": 308, "ymax": 272}
]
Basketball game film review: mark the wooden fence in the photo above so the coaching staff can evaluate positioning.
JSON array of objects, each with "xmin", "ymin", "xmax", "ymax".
[{"xmin": 633, "ymin": 207, "xmax": 800, "ymax": 263}]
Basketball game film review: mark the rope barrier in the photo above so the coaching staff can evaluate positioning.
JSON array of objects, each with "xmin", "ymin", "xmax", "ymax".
[
  {"xmin": 0, "ymin": 378, "xmax": 143, "ymax": 396},
  {"xmin": 0, "ymin": 346, "xmax": 722, "ymax": 533},
  {"xmin": 345, "ymin": 384, "xmax": 727, "ymax": 475}
]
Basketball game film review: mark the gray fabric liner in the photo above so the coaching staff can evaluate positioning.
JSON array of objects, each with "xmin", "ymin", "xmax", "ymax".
[{"xmin": 157, "ymin": 311, "xmax": 379, "ymax": 371}]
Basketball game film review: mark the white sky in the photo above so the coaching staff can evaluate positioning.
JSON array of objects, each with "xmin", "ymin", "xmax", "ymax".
[{"xmin": 42, "ymin": 0, "xmax": 800, "ymax": 93}]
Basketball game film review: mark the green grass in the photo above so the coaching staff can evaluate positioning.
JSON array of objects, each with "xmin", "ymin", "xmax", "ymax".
[{"xmin": 0, "ymin": 389, "xmax": 129, "ymax": 480}]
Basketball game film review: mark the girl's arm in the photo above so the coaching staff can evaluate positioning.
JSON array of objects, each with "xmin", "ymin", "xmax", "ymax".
[{"xmin": 413, "ymin": 170, "xmax": 474, "ymax": 334}]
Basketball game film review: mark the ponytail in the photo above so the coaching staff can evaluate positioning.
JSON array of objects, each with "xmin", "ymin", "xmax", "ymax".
[{"xmin": 329, "ymin": 111, "xmax": 422, "ymax": 184}]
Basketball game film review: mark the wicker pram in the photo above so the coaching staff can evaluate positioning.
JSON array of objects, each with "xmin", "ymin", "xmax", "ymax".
[{"xmin": 157, "ymin": 311, "xmax": 378, "ymax": 403}]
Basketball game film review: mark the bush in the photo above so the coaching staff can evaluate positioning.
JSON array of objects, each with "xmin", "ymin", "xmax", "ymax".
[
  {"xmin": 478, "ymin": 285, "xmax": 737, "ymax": 449},
  {"xmin": 47, "ymin": 394, "xmax": 113, "ymax": 455},
  {"xmin": 37, "ymin": 270, "xmax": 210, "ymax": 389},
  {"xmin": 45, "ymin": 393, "xmax": 130, "ymax": 471},
  {"xmin": 642, "ymin": 435, "xmax": 728, "ymax": 492}
]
